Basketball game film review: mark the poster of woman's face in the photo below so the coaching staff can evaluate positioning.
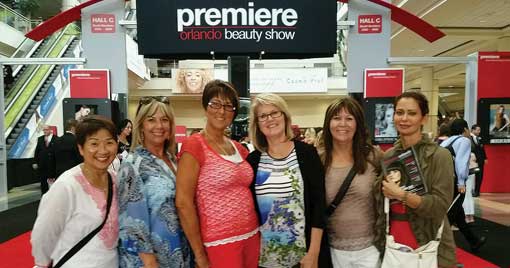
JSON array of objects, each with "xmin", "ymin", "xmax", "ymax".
[
  {"xmin": 374, "ymin": 103, "xmax": 397, "ymax": 139},
  {"xmin": 489, "ymin": 104, "xmax": 510, "ymax": 138},
  {"xmin": 175, "ymin": 68, "xmax": 213, "ymax": 94}
]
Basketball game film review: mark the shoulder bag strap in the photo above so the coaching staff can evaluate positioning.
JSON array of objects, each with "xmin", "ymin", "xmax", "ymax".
[
  {"xmin": 52, "ymin": 173, "xmax": 113, "ymax": 268},
  {"xmin": 326, "ymin": 166, "xmax": 357, "ymax": 216}
]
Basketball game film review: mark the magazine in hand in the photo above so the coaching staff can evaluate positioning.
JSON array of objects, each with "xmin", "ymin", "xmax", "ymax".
[{"xmin": 381, "ymin": 147, "xmax": 427, "ymax": 196}]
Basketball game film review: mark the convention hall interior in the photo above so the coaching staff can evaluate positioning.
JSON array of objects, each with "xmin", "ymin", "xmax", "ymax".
[{"xmin": 0, "ymin": 0, "xmax": 509, "ymax": 267}]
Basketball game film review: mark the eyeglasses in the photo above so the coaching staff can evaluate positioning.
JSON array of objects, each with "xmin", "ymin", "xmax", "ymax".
[
  {"xmin": 139, "ymin": 96, "xmax": 170, "ymax": 105},
  {"xmin": 208, "ymin": 101, "xmax": 236, "ymax": 112},
  {"xmin": 258, "ymin": 110, "xmax": 283, "ymax": 122}
]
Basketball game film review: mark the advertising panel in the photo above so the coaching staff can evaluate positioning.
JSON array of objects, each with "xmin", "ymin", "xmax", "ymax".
[
  {"xmin": 364, "ymin": 68, "xmax": 404, "ymax": 98},
  {"xmin": 212, "ymin": 68, "xmax": 327, "ymax": 93},
  {"xmin": 69, "ymin": 69, "xmax": 110, "ymax": 98},
  {"xmin": 364, "ymin": 97, "xmax": 398, "ymax": 144},
  {"xmin": 478, "ymin": 98, "xmax": 510, "ymax": 144},
  {"xmin": 136, "ymin": 0, "xmax": 336, "ymax": 59}
]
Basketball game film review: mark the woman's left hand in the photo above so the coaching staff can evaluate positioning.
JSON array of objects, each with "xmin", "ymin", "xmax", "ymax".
[
  {"xmin": 382, "ymin": 177, "xmax": 404, "ymax": 200},
  {"xmin": 300, "ymin": 252, "xmax": 318, "ymax": 268}
]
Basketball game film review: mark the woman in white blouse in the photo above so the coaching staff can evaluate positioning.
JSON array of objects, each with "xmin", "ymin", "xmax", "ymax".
[{"xmin": 31, "ymin": 116, "xmax": 119, "ymax": 268}]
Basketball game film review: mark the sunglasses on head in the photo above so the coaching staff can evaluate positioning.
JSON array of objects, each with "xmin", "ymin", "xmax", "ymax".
[
  {"xmin": 136, "ymin": 96, "xmax": 170, "ymax": 115},
  {"xmin": 139, "ymin": 96, "xmax": 170, "ymax": 105}
]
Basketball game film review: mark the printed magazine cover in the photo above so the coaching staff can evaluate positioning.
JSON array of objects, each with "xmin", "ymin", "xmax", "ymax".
[{"xmin": 381, "ymin": 147, "xmax": 427, "ymax": 196}]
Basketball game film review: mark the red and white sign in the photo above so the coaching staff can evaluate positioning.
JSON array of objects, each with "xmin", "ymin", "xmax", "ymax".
[
  {"xmin": 364, "ymin": 68, "xmax": 404, "ymax": 98},
  {"xmin": 91, "ymin": 14, "xmax": 116, "ymax": 33},
  {"xmin": 358, "ymin": 15, "xmax": 382, "ymax": 34},
  {"xmin": 69, "ymin": 69, "xmax": 110, "ymax": 98},
  {"xmin": 175, "ymin": 125, "xmax": 187, "ymax": 143}
]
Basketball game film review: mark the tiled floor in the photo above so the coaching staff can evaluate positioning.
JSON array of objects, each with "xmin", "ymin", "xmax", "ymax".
[
  {"xmin": 0, "ymin": 183, "xmax": 41, "ymax": 213},
  {"xmin": 477, "ymin": 193, "xmax": 510, "ymax": 226}
]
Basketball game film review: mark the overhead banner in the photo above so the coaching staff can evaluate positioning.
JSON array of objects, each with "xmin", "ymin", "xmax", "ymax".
[
  {"xmin": 136, "ymin": 0, "xmax": 336, "ymax": 59},
  {"xmin": 364, "ymin": 68, "xmax": 404, "ymax": 98}
]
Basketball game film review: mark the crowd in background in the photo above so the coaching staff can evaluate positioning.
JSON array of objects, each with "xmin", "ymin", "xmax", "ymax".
[{"xmin": 30, "ymin": 79, "xmax": 488, "ymax": 268}]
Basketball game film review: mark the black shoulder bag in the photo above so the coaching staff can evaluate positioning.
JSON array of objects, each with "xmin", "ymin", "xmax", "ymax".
[
  {"xmin": 50, "ymin": 173, "xmax": 113, "ymax": 268},
  {"xmin": 326, "ymin": 166, "xmax": 357, "ymax": 216}
]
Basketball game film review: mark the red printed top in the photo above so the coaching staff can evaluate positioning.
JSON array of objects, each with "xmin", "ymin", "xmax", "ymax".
[
  {"xmin": 390, "ymin": 202, "xmax": 419, "ymax": 249},
  {"xmin": 180, "ymin": 134, "xmax": 259, "ymax": 245}
]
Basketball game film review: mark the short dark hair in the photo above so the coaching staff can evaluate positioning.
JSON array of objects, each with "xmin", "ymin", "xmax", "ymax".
[
  {"xmin": 64, "ymin": 119, "xmax": 78, "ymax": 131},
  {"xmin": 394, "ymin": 91, "xmax": 429, "ymax": 116},
  {"xmin": 201, "ymin": 80, "xmax": 240, "ymax": 118},
  {"xmin": 75, "ymin": 116, "xmax": 117, "ymax": 146},
  {"xmin": 471, "ymin": 124, "xmax": 480, "ymax": 131},
  {"xmin": 449, "ymin": 118, "xmax": 468, "ymax": 136}
]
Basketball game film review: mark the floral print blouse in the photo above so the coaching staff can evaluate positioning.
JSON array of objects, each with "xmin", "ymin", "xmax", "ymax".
[
  {"xmin": 255, "ymin": 149, "xmax": 306, "ymax": 268},
  {"xmin": 117, "ymin": 147, "xmax": 192, "ymax": 268}
]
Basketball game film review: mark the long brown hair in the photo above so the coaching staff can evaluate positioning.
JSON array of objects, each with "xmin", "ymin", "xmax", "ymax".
[{"xmin": 319, "ymin": 97, "xmax": 378, "ymax": 174}]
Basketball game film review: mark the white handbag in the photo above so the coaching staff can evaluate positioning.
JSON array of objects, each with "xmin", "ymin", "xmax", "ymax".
[{"xmin": 381, "ymin": 198, "xmax": 445, "ymax": 268}]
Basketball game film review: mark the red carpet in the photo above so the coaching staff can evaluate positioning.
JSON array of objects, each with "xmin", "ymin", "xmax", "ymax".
[
  {"xmin": 0, "ymin": 232, "xmax": 33, "ymax": 268},
  {"xmin": 456, "ymin": 248, "xmax": 499, "ymax": 268},
  {"xmin": 0, "ymin": 232, "xmax": 500, "ymax": 268}
]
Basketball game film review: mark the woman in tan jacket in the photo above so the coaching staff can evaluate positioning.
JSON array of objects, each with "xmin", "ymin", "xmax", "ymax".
[{"xmin": 374, "ymin": 92, "xmax": 457, "ymax": 267}]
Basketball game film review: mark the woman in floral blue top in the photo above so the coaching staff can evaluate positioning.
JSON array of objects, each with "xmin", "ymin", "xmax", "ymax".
[{"xmin": 118, "ymin": 97, "xmax": 192, "ymax": 268}]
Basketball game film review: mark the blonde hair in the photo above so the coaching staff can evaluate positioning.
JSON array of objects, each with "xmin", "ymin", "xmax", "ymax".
[
  {"xmin": 249, "ymin": 93, "xmax": 294, "ymax": 152},
  {"xmin": 177, "ymin": 68, "xmax": 212, "ymax": 93},
  {"xmin": 131, "ymin": 100, "xmax": 176, "ymax": 156}
]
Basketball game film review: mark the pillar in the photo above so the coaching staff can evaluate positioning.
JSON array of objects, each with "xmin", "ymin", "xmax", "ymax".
[{"xmin": 420, "ymin": 67, "xmax": 439, "ymax": 137}]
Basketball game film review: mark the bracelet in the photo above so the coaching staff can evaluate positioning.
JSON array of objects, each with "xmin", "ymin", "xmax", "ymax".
[{"xmin": 402, "ymin": 191, "xmax": 409, "ymax": 206}]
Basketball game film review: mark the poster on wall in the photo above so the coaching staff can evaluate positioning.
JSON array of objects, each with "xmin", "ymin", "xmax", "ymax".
[
  {"xmin": 174, "ymin": 69, "xmax": 214, "ymax": 94},
  {"xmin": 136, "ymin": 0, "xmax": 336, "ymax": 59},
  {"xmin": 478, "ymin": 98, "xmax": 510, "ymax": 144},
  {"xmin": 364, "ymin": 97, "xmax": 398, "ymax": 144}
]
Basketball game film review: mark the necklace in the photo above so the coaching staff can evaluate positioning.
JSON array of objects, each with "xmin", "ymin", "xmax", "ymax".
[{"xmin": 203, "ymin": 130, "xmax": 231, "ymax": 155}]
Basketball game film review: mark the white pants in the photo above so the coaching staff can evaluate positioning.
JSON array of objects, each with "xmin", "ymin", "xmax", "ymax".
[
  {"xmin": 463, "ymin": 174, "xmax": 475, "ymax": 215},
  {"xmin": 330, "ymin": 245, "xmax": 381, "ymax": 268}
]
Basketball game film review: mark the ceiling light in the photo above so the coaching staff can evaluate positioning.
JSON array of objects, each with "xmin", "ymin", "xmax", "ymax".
[
  {"xmin": 448, "ymin": 85, "xmax": 454, "ymax": 88},
  {"xmin": 479, "ymin": 20, "xmax": 487, "ymax": 23},
  {"xmin": 418, "ymin": 49, "xmax": 425, "ymax": 52}
]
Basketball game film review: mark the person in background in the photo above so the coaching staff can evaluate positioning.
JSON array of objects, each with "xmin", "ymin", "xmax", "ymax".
[
  {"xmin": 304, "ymin": 128, "xmax": 317, "ymax": 145},
  {"xmin": 470, "ymin": 124, "xmax": 486, "ymax": 197},
  {"xmin": 247, "ymin": 93, "xmax": 330, "ymax": 268},
  {"xmin": 176, "ymin": 80, "xmax": 259, "ymax": 268},
  {"xmin": 117, "ymin": 119, "xmax": 133, "ymax": 160},
  {"xmin": 374, "ymin": 92, "xmax": 457, "ymax": 267},
  {"xmin": 33, "ymin": 125, "xmax": 56, "ymax": 194},
  {"xmin": 435, "ymin": 122, "xmax": 450, "ymax": 144},
  {"xmin": 440, "ymin": 119, "xmax": 486, "ymax": 252},
  {"xmin": 117, "ymin": 97, "xmax": 192, "ymax": 268},
  {"xmin": 51, "ymin": 119, "xmax": 83, "ymax": 178},
  {"xmin": 31, "ymin": 116, "xmax": 119, "ymax": 268},
  {"xmin": 317, "ymin": 97, "xmax": 381, "ymax": 268}
]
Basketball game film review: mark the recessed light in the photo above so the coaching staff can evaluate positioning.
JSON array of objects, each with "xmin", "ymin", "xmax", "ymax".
[
  {"xmin": 418, "ymin": 49, "xmax": 425, "ymax": 52},
  {"xmin": 479, "ymin": 20, "xmax": 487, "ymax": 23},
  {"xmin": 448, "ymin": 85, "xmax": 454, "ymax": 88}
]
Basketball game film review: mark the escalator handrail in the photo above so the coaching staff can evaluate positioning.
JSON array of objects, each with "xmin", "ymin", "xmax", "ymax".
[
  {"xmin": 4, "ymin": 33, "xmax": 76, "ymax": 137},
  {"xmin": 4, "ymin": 29, "xmax": 66, "ymax": 113},
  {"xmin": 11, "ymin": 38, "xmax": 44, "ymax": 77}
]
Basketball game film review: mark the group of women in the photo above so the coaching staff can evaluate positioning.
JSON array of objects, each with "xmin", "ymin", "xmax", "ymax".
[{"xmin": 31, "ymin": 79, "xmax": 457, "ymax": 268}]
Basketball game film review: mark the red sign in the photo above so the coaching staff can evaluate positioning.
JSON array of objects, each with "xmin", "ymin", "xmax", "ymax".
[
  {"xmin": 364, "ymin": 68, "xmax": 404, "ymax": 98},
  {"xmin": 175, "ymin": 125, "xmax": 187, "ymax": 143},
  {"xmin": 358, "ymin": 15, "xmax": 382, "ymax": 34},
  {"xmin": 477, "ymin": 52, "xmax": 510, "ymax": 99},
  {"xmin": 91, "ymin": 14, "xmax": 115, "ymax": 33},
  {"xmin": 69, "ymin": 69, "xmax": 110, "ymax": 98}
]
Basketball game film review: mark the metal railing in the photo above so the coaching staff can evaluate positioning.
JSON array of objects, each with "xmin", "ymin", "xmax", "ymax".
[{"xmin": 0, "ymin": 2, "xmax": 42, "ymax": 33}]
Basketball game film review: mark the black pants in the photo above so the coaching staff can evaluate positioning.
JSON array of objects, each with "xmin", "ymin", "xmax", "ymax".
[
  {"xmin": 40, "ymin": 177, "xmax": 49, "ymax": 195},
  {"xmin": 447, "ymin": 186, "xmax": 480, "ymax": 245},
  {"xmin": 474, "ymin": 163, "xmax": 485, "ymax": 195}
]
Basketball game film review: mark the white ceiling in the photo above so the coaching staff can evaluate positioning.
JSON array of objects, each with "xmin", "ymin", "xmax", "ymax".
[{"xmin": 389, "ymin": 0, "xmax": 510, "ymax": 112}]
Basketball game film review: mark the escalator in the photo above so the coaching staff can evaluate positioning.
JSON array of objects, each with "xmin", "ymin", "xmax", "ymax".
[{"xmin": 5, "ymin": 25, "xmax": 80, "ymax": 157}]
